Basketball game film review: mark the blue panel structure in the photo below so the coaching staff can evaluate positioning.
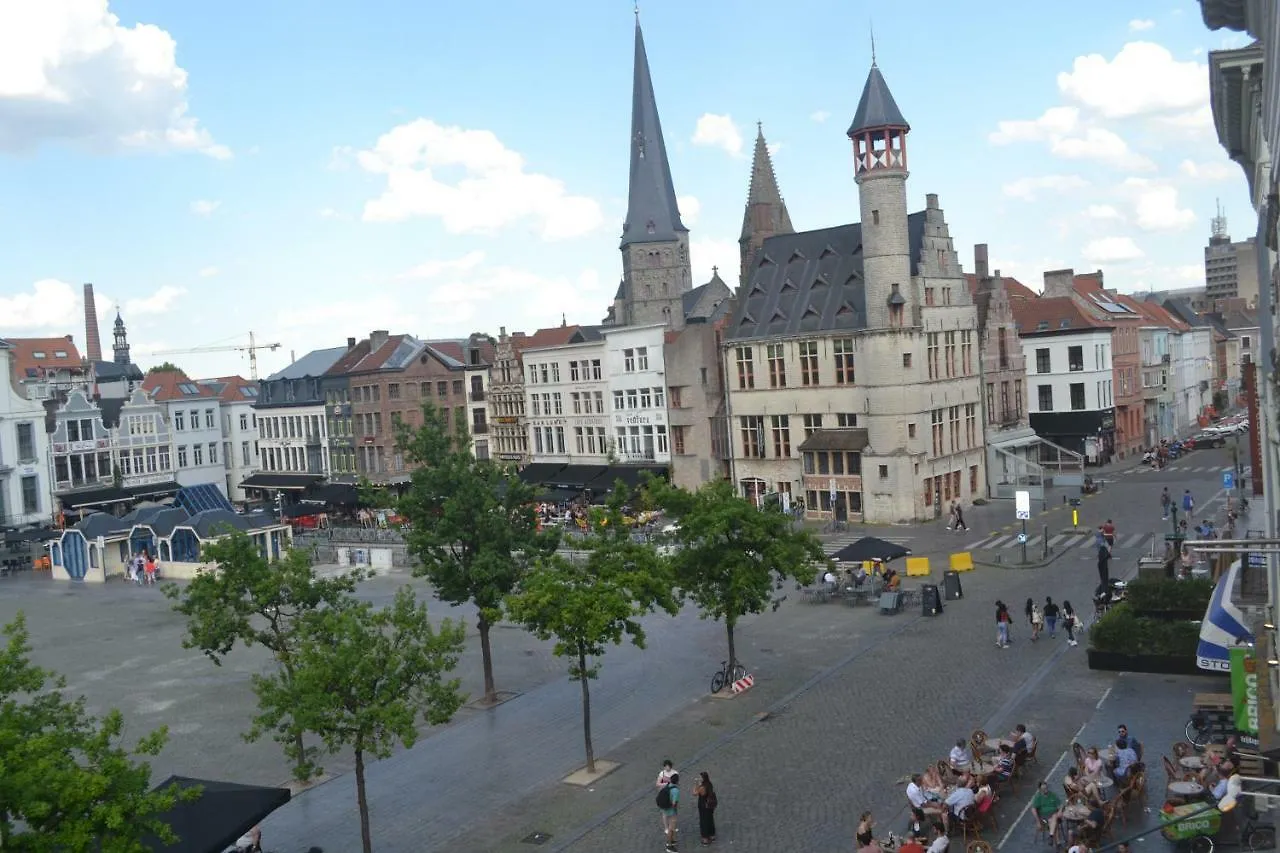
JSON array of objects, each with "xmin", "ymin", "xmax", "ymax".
[{"xmin": 175, "ymin": 484, "xmax": 234, "ymax": 516}]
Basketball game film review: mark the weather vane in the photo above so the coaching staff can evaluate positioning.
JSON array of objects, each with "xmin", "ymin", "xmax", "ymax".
[{"xmin": 870, "ymin": 21, "xmax": 877, "ymax": 64}]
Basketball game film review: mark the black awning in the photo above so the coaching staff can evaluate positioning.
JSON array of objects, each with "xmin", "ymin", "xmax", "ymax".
[
  {"xmin": 550, "ymin": 465, "xmax": 608, "ymax": 489},
  {"xmin": 3, "ymin": 526, "xmax": 58, "ymax": 543},
  {"xmin": 240, "ymin": 473, "xmax": 324, "ymax": 490},
  {"xmin": 141, "ymin": 775, "xmax": 290, "ymax": 853},
  {"xmin": 537, "ymin": 487, "xmax": 582, "ymax": 504},
  {"xmin": 281, "ymin": 501, "xmax": 327, "ymax": 519},
  {"xmin": 585, "ymin": 464, "xmax": 668, "ymax": 492},
  {"xmin": 302, "ymin": 482, "xmax": 360, "ymax": 506},
  {"xmin": 517, "ymin": 463, "xmax": 566, "ymax": 485},
  {"xmin": 128, "ymin": 481, "xmax": 182, "ymax": 499},
  {"xmin": 57, "ymin": 486, "xmax": 133, "ymax": 510},
  {"xmin": 830, "ymin": 536, "xmax": 911, "ymax": 563}
]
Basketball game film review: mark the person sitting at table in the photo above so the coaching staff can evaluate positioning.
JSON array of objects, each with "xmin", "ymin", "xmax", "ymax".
[
  {"xmin": 1116, "ymin": 724, "xmax": 1142, "ymax": 760},
  {"xmin": 884, "ymin": 567, "xmax": 901, "ymax": 591},
  {"xmin": 1083, "ymin": 747, "xmax": 1106, "ymax": 778},
  {"xmin": 949, "ymin": 739, "xmax": 973, "ymax": 771},
  {"xmin": 822, "ymin": 568, "xmax": 838, "ymax": 591},
  {"xmin": 991, "ymin": 743, "xmax": 1015, "ymax": 783},
  {"xmin": 921, "ymin": 765, "xmax": 947, "ymax": 800},
  {"xmin": 852, "ymin": 565, "xmax": 869, "ymax": 586},
  {"xmin": 1112, "ymin": 737, "xmax": 1138, "ymax": 783},
  {"xmin": 905, "ymin": 806, "xmax": 929, "ymax": 839},
  {"xmin": 927, "ymin": 822, "xmax": 950, "ymax": 853},
  {"xmin": 855, "ymin": 811, "xmax": 882, "ymax": 852},
  {"xmin": 1209, "ymin": 761, "xmax": 1235, "ymax": 803},
  {"xmin": 1075, "ymin": 806, "xmax": 1105, "ymax": 845},
  {"xmin": 906, "ymin": 774, "xmax": 927, "ymax": 809},
  {"xmin": 944, "ymin": 780, "xmax": 976, "ymax": 829},
  {"xmin": 1064, "ymin": 767, "xmax": 1104, "ymax": 805},
  {"xmin": 1010, "ymin": 723, "xmax": 1035, "ymax": 754},
  {"xmin": 1032, "ymin": 780, "xmax": 1065, "ymax": 838},
  {"xmin": 897, "ymin": 830, "xmax": 926, "ymax": 853}
]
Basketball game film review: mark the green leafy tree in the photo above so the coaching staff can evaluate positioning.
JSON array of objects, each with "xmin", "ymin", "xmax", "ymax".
[
  {"xmin": 508, "ymin": 488, "xmax": 677, "ymax": 773},
  {"xmin": 0, "ymin": 613, "xmax": 194, "ymax": 851},
  {"xmin": 254, "ymin": 588, "xmax": 465, "ymax": 853},
  {"xmin": 395, "ymin": 401, "xmax": 560, "ymax": 705},
  {"xmin": 164, "ymin": 533, "xmax": 364, "ymax": 780},
  {"xmin": 648, "ymin": 479, "xmax": 824, "ymax": 672},
  {"xmin": 356, "ymin": 476, "xmax": 394, "ymax": 510},
  {"xmin": 147, "ymin": 361, "xmax": 183, "ymax": 373}
]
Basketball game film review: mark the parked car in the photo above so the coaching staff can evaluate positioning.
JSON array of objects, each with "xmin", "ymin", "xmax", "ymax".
[{"xmin": 1192, "ymin": 432, "xmax": 1228, "ymax": 448}]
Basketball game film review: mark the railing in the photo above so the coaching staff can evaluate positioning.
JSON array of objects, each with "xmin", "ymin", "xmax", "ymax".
[
  {"xmin": 471, "ymin": 423, "xmax": 489, "ymax": 435},
  {"xmin": 470, "ymin": 390, "xmax": 486, "ymax": 402}
]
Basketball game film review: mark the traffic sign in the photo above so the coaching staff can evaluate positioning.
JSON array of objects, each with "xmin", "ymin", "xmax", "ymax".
[
  {"xmin": 1223, "ymin": 470, "xmax": 1235, "ymax": 489},
  {"xmin": 1017, "ymin": 532, "xmax": 1028, "ymax": 543},
  {"xmin": 1015, "ymin": 490, "xmax": 1031, "ymax": 521}
]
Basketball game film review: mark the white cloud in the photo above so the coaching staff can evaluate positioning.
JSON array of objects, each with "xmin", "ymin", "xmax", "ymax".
[
  {"xmin": 125, "ymin": 285, "xmax": 185, "ymax": 315},
  {"xmin": 0, "ymin": 279, "xmax": 81, "ymax": 330},
  {"xmin": 1122, "ymin": 178, "xmax": 1197, "ymax": 231},
  {"xmin": 197, "ymin": 266, "xmax": 218, "ymax": 278},
  {"xmin": 1001, "ymin": 175, "xmax": 1089, "ymax": 201},
  {"xmin": 691, "ymin": 113, "xmax": 744, "ymax": 157},
  {"xmin": 1082, "ymin": 236, "xmax": 1145, "ymax": 264},
  {"xmin": 690, "ymin": 237, "xmax": 740, "ymax": 286},
  {"xmin": 355, "ymin": 118, "xmax": 603, "ymax": 240},
  {"xmin": 1057, "ymin": 42, "xmax": 1206, "ymax": 119},
  {"xmin": 767, "ymin": 142, "xmax": 782, "ymax": 157},
  {"xmin": 677, "ymin": 195, "xmax": 700, "ymax": 226},
  {"xmin": 0, "ymin": 0, "xmax": 227, "ymax": 157},
  {"xmin": 190, "ymin": 199, "xmax": 220, "ymax": 217},
  {"xmin": 317, "ymin": 207, "xmax": 349, "ymax": 220},
  {"xmin": 1085, "ymin": 204, "xmax": 1123, "ymax": 221},
  {"xmin": 1128, "ymin": 19, "xmax": 1156, "ymax": 31},
  {"xmin": 1179, "ymin": 158, "xmax": 1235, "ymax": 181},
  {"xmin": 1049, "ymin": 127, "xmax": 1156, "ymax": 171},
  {"xmin": 810, "ymin": 110, "xmax": 831, "ymax": 123},
  {"xmin": 394, "ymin": 250, "xmax": 486, "ymax": 280},
  {"xmin": 989, "ymin": 106, "xmax": 1080, "ymax": 144}
]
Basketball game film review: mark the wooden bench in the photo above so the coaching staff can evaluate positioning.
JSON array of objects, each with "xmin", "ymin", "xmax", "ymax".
[{"xmin": 1193, "ymin": 693, "xmax": 1233, "ymax": 712}]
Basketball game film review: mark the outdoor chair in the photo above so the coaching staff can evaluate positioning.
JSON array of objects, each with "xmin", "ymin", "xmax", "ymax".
[
  {"xmin": 1026, "ymin": 739, "xmax": 1040, "ymax": 765},
  {"xmin": 967, "ymin": 841, "xmax": 993, "ymax": 853},
  {"xmin": 1172, "ymin": 741, "xmax": 1192, "ymax": 759},
  {"xmin": 952, "ymin": 805, "xmax": 982, "ymax": 844}
]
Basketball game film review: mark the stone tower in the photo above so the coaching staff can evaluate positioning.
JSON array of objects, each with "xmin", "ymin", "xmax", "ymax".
[
  {"xmin": 848, "ymin": 60, "xmax": 914, "ymax": 330},
  {"xmin": 616, "ymin": 17, "xmax": 691, "ymax": 330},
  {"xmin": 112, "ymin": 311, "xmax": 131, "ymax": 365},
  {"xmin": 738, "ymin": 124, "xmax": 794, "ymax": 288}
]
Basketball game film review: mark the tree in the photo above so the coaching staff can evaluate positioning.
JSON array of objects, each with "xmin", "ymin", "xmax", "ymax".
[
  {"xmin": 147, "ymin": 361, "xmax": 183, "ymax": 373},
  {"xmin": 164, "ymin": 533, "xmax": 364, "ymax": 780},
  {"xmin": 395, "ymin": 401, "xmax": 560, "ymax": 705},
  {"xmin": 648, "ymin": 479, "xmax": 824, "ymax": 672},
  {"xmin": 253, "ymin": 588, "xmax": 465, "ymax": 853},
  {"xmin": 507, "ymin": 488, "xmax": 677, "ymax": 773},
  {"xmin": 356, "ymin": 476, "xmax": 394, "ymax": 510},
  {"xmin": 0, "ymin": 613, "xmax": 194, "ymax": 851}
]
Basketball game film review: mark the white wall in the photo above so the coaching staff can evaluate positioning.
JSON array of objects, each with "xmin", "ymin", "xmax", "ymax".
[
  {"xmin": 0, "ymin": 345, "xmax": 52, "ymax": 527},
  {"xmin": 221, "ymin": 400, "xmax": 260, "ymax": 502},
  {"xmin": 602, "ymin": 324, "xmax": 670, "ymax": 464},
  {"xmin": 523, "ymin": 339, "xmax": 610, "ymax": 463},
  {"xmin": 164, "ymin": 399, "xmax": 226, "ymax": 493},
  {"xmin": 1022, "ymin": 330, "xmax": 1114, "ymax": 414}
]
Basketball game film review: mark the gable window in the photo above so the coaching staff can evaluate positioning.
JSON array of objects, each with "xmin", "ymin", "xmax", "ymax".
[
  {"xmin": 766, "ymin": 343, "xmax": 787, "ymax": 388},
  {"xmin": 832, "ymin": 338, "xmax": 855, "ymax": 384},
  {"xmin": 798, "ymin": 341, "xmax": 819, "ymax": 386},
  {"xmin": 735, "ymin": 347, "xmax": 755, "ymax": 390}
]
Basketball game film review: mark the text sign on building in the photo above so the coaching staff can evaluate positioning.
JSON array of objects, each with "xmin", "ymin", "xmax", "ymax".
[{"xmin": 1015, "ymin": 490, "xmax": 1031, "ymax": 520}]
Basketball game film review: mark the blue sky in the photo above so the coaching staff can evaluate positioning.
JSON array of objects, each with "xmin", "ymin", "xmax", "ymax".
[{"xmin": 0, "ymin": 0, "xmax": 1255, "ymax": 379}]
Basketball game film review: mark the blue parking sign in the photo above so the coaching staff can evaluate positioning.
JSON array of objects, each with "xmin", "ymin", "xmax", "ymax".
[{"xmin": 1223, "ymin": 470, "xmax": 1235, "ymax": 489}]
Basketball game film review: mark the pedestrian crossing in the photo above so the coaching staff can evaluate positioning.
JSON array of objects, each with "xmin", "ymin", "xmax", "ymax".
[
  {"xmin": 821, "ymin": 532, "xmax": 912, "ymax": 557},
  {"xmin": 1120, "ymin": 464, "xmax": 1251, "ymax": 477},
  {"xmin": 963, "ymin": 531, "xmax": 1152, "ymax": 553}
]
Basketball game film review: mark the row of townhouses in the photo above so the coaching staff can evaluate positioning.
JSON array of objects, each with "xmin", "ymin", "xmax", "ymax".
[{"xmin": 0, "ymin": 19, "xmax": 1261, "ymax": 533}]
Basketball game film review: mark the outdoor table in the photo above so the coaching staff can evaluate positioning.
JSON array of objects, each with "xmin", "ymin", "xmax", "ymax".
[
  {"xmin": 997, "ymin": 738, "xmax": 1017, "ymax": 750},
  {"xmin": 1087, "ymin": 775, "xmax": 1116, "ymax": 800},
  {"xmin": 1180, "ymin": 755, "xmax": 1205, "ymax": 770},
  {"xmin": 1169, "ymin": 780, "xmax": 1205, "ymax": 798},
  {"xmin": 1060, "ymin": 802, "xmax": 1092, "ymax": 837}
]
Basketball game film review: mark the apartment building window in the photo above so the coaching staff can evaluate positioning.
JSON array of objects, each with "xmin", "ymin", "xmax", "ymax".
[
  {"xmin": 927, "ymin": 333, "xmax": 940, "ymax": 379},
  {"xmin": 931, "ymin": 409, "xmax": 943, "ymax": 456},
  {"xmin": 552, "ymin": 393, "xmax": 563, "ymax": 415},
  {"xmin": 1015, "ymin": 380, "xmax": 1023, "ymax": 417},
  {"xmin": 944, "ymin": 332, "xmax": 956, "ymax": 378},
  {"xmin": 387, "ymin": 383, "xmax": 401, "ymax": 400},
  {"xmin": 241, "ymin": 441, "xmax": 251, "ymax": 465},
  {"xmin": 1035, "ymin": 348, "xmax": 1051, "ymax": 374},
  {"xmin": 925, "ymin": 286, "xmax": 935, "ymax": 306},
  {"xmin": 998, "ymin": 329, "xmax": 1009, "ymax": 368},
  {"xmin": 903, "ymin": 352, "xmax": 912, "ymax": 368},
  {"xmin": 21, "ymin": 475, "xmax": 38, "ymax": 514},
  {"xmin": 964, "ymin": 404, "xmax": 976, "ymax": 447},
  {"xmin": 205, "ymin": 409, "xmax": 215, "ymax": 428},
  {"xmin": 653, "ymin": 387, "xmax": 664, "ymax": 407},
  {"xmin": 591, "ymin": 359, "xmax": 602, "ymax": 380},
  {"xmin": 178, "ymin": 445, "xmax": 188, "ymax": 467},
  {"xmin": 593, "ymin": 391, "xmax": 604, "ymax": 413},
  {"xmin": 669, "ymin": 386, "xmax": 683, "ymax": 408},
  {"xmin": 672, "ymin": 426, "xmax": 686, "ymax": 455},
  {"xmin": 908, "ymin": 422, "xmax": 917, "ymax": 438},
  {"xmin": 567, "ymin": 360, "xmax": 579, "ymax": 381},
  {"xmin": 961, "ymin": 330, "xmax": 973, "ymax": 375},
  {"xmin": 638, "ymin": 347, "xmax": 650, "ymax": 370},
  {"xmin": 986, "ymin": 383, "xmax": 996, "ymax": 424},
  {"xmin": 16, "ymin": 422, "xmax": 35, "ymax": 462},
  {"xmin": 833, "ymin": 338, "xmax": 855, "ymax": 384},
  {"xmin": 209, "ymin": 443, "xmax": 219, "ymax": 464},
  {"xmin": 1068, "ymin": 345, "xmax": 1083, "ymax": 372},
  {"xmin": 571, "ymin": 392, "xmax": 582, "ymax": 414},
  {"xmin": 575, "ymin": 427, "xmax": 586, "ymax": 454},
  {"xmin": 1243, "ymin": 336, "xmax": 1252, "ymax": 350},
  {"xmin": 537, "ymin": 364, "xmax": 548, "ymax": 384},
  {"xmin": 625, "ymin": 390, "xmax": 638, "ymax": 409},
  {"xmin": 551, "ymin": 363, "xmax": 561, "ymax": 382},
  {"xmin": 770, "ymin": 414, "xmax": 791, "ymax": 457},
  {"xmin": 802, "ymin": 414, "xmax": 823, "ymax": 437},
  {"xmin": 798, "ymin": 341, "xmax": 819, "ymax": 385},
  {"xmin": 766, "ymin": 343, "xmax": 787, "ymax": 388},
  {"xmin": 1037, "ymin": 384, "xmax": 1053, "ymax": 411},
  {"xmin": 948, "ymin": 406, "xmax": 960, "ymax": 452},
  {"xmin": 836, "ymin": 413, "xmax": 858, "ymax": 428},
  {"xmin": 640, "ymin": 388, "xmax": 652, "ymax": 408},
  {"xmin": 239, "ymin": 413, "xmax": 249, "ymax": 430},
  {"xmin": 624, "ymin": 349, "xmax": 636, "ymax": 372},
  {"xmin": 531, "ymin": 395, "xmax": 541, "ymax": 416},
  {"xmin": 878, "ymin": 465, "xmax": 889, "ymax": 480},
  {"xmin": 194, "ymin": 445, "xmax": 205, "ymax": 466},
  {"xmin": 1070, "ymin": 383, "xmax": 1086, "ymax": 411},
  {"xmin": 735, "ymin": 347, "xmax": 755, "ymax": 389},
  {"xmin": 999, "ymin": 382, "xmax": 1010, "ymax": 422},
  {"xmin": 740, "ymin": 416, "xmax": 765, "ymax": 458},
  {"xmin": 175, "ymin": 410, "xmax": 185, "ymax": 431}
]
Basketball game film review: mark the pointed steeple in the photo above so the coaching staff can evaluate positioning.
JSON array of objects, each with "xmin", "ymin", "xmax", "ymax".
[
  {"xmin": 847, "ymin": 62, "xmax": 910, "ymax": 137},
  {"xmin": 739, "ymin": 123, "xmax": 794, "ymax": 286},
  {"xmin": 620, "ymin": 19, "xmax": 686, "ymax": 249}
]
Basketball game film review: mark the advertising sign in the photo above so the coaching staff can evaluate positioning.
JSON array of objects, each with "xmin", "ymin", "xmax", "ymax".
[
  {"xmin": 1015, "ymin": 490, "xmax": 1031, "ymax": 520},
  {"xmin": 1231, "ymin": 646, "xmax": 1260, "ymax": 736}
]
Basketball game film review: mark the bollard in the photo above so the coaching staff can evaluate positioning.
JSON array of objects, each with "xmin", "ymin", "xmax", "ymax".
[{"xmin": 1042, "ymin": 524, "xmax": 1049, "ymax": 559}]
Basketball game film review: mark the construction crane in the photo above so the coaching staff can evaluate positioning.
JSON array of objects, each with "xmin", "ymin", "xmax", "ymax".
[{"xmin": 150, "ymin": 332, "xmax": 282, "ymax": 381}]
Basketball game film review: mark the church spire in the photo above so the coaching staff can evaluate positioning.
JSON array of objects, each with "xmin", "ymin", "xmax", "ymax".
[
  {"xmin": 739, "ymin": 123, "xmax": 794, "ymax": 286},
  {"xmin": 620, "ymin": 18, "xmax": 686, "ymax": 249}
]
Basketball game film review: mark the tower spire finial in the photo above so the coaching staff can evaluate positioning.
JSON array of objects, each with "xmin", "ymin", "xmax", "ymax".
[
  {"xmin": 870, "ymin": 21, "xmax": 876, "ymax": 65},
  {"xmin": 634, "ymin": 1, "xmax": 639, "ymax": 19}
]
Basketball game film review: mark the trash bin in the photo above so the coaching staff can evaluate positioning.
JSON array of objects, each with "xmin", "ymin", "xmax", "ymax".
[
  {"xmin": 944, "ymin": 570, "xmax": 964, "ymax": 601},
  {"xmin": 921, "ymin": 584, "xmax": 943, "ymax": 616}
]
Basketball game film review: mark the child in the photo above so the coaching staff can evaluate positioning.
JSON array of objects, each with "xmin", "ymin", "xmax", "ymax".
[{"xmin": 144, "ymin": 555, "xmax": 158, "ymax": 586}]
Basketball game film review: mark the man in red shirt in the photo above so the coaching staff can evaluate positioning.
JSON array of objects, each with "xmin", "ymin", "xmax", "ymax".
[
  {"xmin": 897, "ymin": 832, "xmax": 926, "ymax": 853},
  {"xmin": 1101, "ymin": 518, "xmax": 1116, "ymax": 547}
]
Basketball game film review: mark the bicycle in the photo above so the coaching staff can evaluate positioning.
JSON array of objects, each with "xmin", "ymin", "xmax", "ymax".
[
  {"xmin": 1186, "ymin": 713, "xmax": 1213, "ymax": 749},
  {"xmin": 709, "ymin": 659, "xmax": 747, "ymax": 694}
]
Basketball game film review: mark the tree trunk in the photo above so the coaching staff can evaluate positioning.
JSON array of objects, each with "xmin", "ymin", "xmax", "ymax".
[
  {"xmin": 280, "ymin": 657, "xmax": 310, "ymax": 780},
  {"xmin": 478, "ymin": 615, "xmax": 497, "ymax": 704},
  {"xmin": 579, "ymin": 648, "xmax": 595, "ymax": 774},
  {"xmin": 355, "ymin": 742, "xmax": 373, "ymax": 853},
  {"xmin": 726, "ymin": 619, "xmax": 737, "ymax": 674}
]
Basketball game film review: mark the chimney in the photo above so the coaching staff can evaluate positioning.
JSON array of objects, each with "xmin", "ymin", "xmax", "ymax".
[
  {"xmin": 369, "ymin": 330, "xmax": 389, "ymax": 352},
  {"xmin": 974, "ymin": 244, "xmax": 990, "ymax": 280},
  {"xmin": 925, "ymin": 193, "xmax": 939, "ymax": 210},
  {"xmin": 1042, "ymin": 268, "xmax": 1076, "ymax": 299},
  {"xmin": 83, "ymin": 283, "xmax": 103, "ymax": 361},
  {"xmin": 347, "ymin": 336, "xmax": 357, "ymax": 350}
]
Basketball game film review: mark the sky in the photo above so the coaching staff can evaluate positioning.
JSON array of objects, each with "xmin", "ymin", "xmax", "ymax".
[{"xmin": 0, "ymin": 0, "xmax": 1257, "ymax": 380}]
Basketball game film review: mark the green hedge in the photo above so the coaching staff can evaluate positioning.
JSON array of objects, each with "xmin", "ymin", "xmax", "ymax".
[
  {"xmin": 1124, "ymin": 577, "xmax": 1213, "ymax": 614},
  {"xmin": 1088, "ymin": 603, "xmax": 1201, "ymax": 657}
]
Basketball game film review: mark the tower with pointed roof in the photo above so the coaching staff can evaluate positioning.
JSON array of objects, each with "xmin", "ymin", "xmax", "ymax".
[
  {"xmin": 849, "ymin": 59, "xmax": 914, "ymax": 330},
  {"xmin": 739, "ymin": 124, "xmax": 794, "ymax": 288},
  {"xmin": 614, "ymin": 17, "xmax": 691, "ymax": 331},
  {"xmin": 112, "ymin": 311, "xmax": 131, "ymax": 365}
]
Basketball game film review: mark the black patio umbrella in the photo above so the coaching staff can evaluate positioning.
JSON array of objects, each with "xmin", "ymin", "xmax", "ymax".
[
  {"xmin": 142, "ymin": 776, "xmax": 291, "ymax": 853},
  {"xmin": 830, "ymin": 536, "xmax": 911, "ymax": 564}
]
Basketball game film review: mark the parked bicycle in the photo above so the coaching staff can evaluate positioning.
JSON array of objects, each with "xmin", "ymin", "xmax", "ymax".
[{"xmin": 709, "ymin": 659, "xmax": 747, "ymax": 694}]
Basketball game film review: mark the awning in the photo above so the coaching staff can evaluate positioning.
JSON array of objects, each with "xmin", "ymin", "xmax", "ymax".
[
  {"xmin": 2, "ymin": 526, "xmax": 58, "ymax": 543},
  {"xmin": 798, "ymin": 428, "xmax": 870, "ymax": 453},
  {"xmin": 240, "ymin": 473, "xmax": 324, "ymax": 491},
  {"xmin": 128, "ymin": 481, "xmax": 182, "ymax": 499},
  {"xmin": 537, "ymin": 487, "xmax": 581, "ymax": 504},
  {"xmin": 549, "ymin": 465, "xmax": 608, "ymax": 489},
  {"xmin": 1198, "ymin": 559, "xmax": 1255, "ymax": 672},
  {"xmin": 830, "ymin": 536, "xmax": 911, "ymax": 563},
  {"xmin": 302, "ymin": 482, "xmax": 360, "ymax": 506},
  {"xmin": 141, "ymin": 775, "xmax": 291, "ymax": 853},
  {"xmin": 517, "ymin": 463, "xmax": 566, "ymax": 485},
  {"xmin": 281, "ymin": 501, "xmax": 327, "ymax": 519},
  {"xmin": 57, "ymin": 486, "xmax": 133, "ymax": 509},
  {"xmin": 585, "ymin": 464, "xmax": 668, "ymax": 492}
]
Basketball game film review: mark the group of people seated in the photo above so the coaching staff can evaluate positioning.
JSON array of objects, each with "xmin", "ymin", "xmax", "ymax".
[{"xmin": 1029, "ymin": 724, "xmax": 1145, "ymax": 847}]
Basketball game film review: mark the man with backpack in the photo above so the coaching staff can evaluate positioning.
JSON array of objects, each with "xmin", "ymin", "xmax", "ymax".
[{"xmin": 657, "ymin": 771, "xmax": 680, "ymax": 851}]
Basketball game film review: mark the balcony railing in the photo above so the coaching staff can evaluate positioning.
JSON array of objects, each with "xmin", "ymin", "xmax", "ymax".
[
  {"xmin": 472, "ymin": 423, "xmax": 489, "ymax": 435},
  {"xmin": 470, "ymin": 390, "xmax": 486, "ymax": 402}
]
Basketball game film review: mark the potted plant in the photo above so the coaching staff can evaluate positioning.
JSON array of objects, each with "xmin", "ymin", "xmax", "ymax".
[
  {"xmin": 1123, "ymin": 577, "xmax": 1213, "ymax": 621},
  {"xmin": 1087, "ymin": 604, "xmax": 1205, "ymax": 675}
]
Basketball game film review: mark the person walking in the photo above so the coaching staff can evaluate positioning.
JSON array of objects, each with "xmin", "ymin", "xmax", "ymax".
[
  {"xmin": 995, "ymin": 600, "xmax": 1012, "ymax": 649},
  {"xmin": 1063, "ymin": 601, "xmax": 1079, "ymax": 647},
  {"xmin": 658, "ymin": 771, "xmax": 680, "ymax": 851},
  {"xmin": 946, "ymin": 501, "xmax": 958, "ymax": 531},
  {"xmin": 1160, "ymin": 487, "xmax": 1171, "ymax": 520},
  {"xmin": 693, "ymin": 771, "xmax": 717, "ymax": 846},
  {"xmin": 1044, "ymin": 597, "xmax": 1060, "ymax": 639},
  {"xmin": 1183, "ymin": 489, "xmax": 1195, "ymax": 515},
  {"xmin": 1101, "ymin": 519, "xmax": 1116, "ymax": 548},
  {"xmin": 954, "ymin": 504, "xmax": 969, "ymax": 532},
  {"xmin": 1030, "ymin": 602, "xmax": 1044, "ymax": 641},
  {"xmin": 1097, "ymin": 541, "xmax": 1111, "ymax": 590},
  {"xmin": 657, "ymin": 760, "xmax": 677, "ymax": 836}
]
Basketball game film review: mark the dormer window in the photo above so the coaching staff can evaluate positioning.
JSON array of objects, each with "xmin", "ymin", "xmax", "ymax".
[
  {"xmin": 54, "ymin": 350, "xmax": 67, "ymax": 357},
  {"xmin": 646, "ymin": 220, "xmax": 656, "ymax": 234},
  {"xmin": 32, "ymin": 351, "xmax": 45, "ymax": 359}
]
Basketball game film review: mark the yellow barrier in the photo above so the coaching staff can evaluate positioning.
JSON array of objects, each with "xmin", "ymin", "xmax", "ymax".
[
  {"xmin": 949, "ymin": 552, "xmax": 975, "ymax": 573},
  {"xmin": 905, "ymin": 556, "xmax": 931, "ymax": 577}
]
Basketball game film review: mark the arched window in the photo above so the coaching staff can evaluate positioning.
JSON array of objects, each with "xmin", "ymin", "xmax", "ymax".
[{"xmin": 88, "ymin": 544, "xmax": 99, "ymax": 569}]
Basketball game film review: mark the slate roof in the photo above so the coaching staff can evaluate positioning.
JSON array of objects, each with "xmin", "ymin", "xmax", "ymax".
[
  {"xmin": 740, "ymin": 126, "xmax": 793, "ymax": 241},
  {"xmin": 1131, "ymin": 299, "xmax": 1190, "ymax": 332},
  {"xmin": 620, "ymin": 21, "xmax": 686, "ymax": 248},
  {"xmin": 847, "ymin": 63, "xmax": 910, "ymax": 136},
  {"xmin": 184, "ymin": 509, "xmax": 253, "ymax": 539},
  {"xmin": 1012, "ymin": 297, "xmax": 1110, "ymax": 335},
  {"xmin": 683, "ymin": 272, "xmax": 734, "ymax": 324},
  {"xmin": 135, "ymin": 507, "xmax": 189, "ymax": 537},
  {"xmin": 91, "ymin": 360, "xmax": 144, "ymax": 382},
  {"xmin": 265, "ymin": 346, "xmax": 348, "ymax": 381},
  {"xmin": 75, "ymin": 512, "xmax": 131, "ymax": 538},
  {"xmin": 727, "ymin": 212, "xmax": 926, "ymax": 341},
  {"xmin": 1161, "ymin": 298, "xmax": 1213, "ymax": 328}
]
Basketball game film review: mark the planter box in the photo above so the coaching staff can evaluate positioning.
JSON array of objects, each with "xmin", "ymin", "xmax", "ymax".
[
  {"xmin": 1129, "ymin": 609, "xmax": 1204, "ymax": 622},
  {"xmin": 1086, "ymin": 649, "xmax": 1208, "ymax": 676}
]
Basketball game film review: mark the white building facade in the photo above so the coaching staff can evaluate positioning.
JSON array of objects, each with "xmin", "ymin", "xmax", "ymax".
[
  {"xmin": 602, "ymin": 324, "xmax": 670, "ymax": 465},
  {"xmin": 198, "ymin": 378, "xmax": 261, "ymax": 504},
  {"xmin": 523, "ymin": 337, "xmax": 610, "ymax": 464},
  {"xmin": 1139, "ymin": 325, "xmax": 1175, "ymax": 445},
  {"xmin": 0, "ymin": 341, "xmax": 52, "ymax": 530},
  {"xmin": 1170, "ymin": 327, "xmax": 1215, "ymax": 429},
  {"xmin": 116, "ymin": 390, "xmax": 180, "ymax": 493},
  {"xmin": 1022, "ymin": 328, "xmax": 1116, "ymax": 461}
]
